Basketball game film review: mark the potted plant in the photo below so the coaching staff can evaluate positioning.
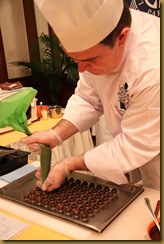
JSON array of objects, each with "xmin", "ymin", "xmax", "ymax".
[{"xmin": 12, "ymin": 33, "xmax": 79, "ymax": 106}]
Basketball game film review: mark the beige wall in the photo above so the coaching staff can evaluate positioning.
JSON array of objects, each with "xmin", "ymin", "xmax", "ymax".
[
  {"xmin": 34, "ymin": 1, "xmax": 49, "ymax": 59},
  {"xmin": 0, "ymin": 0, "xmax": 48, "ymax": 79},
  {"xmin": 0, "ymin": 0, "xmax": 29, "ymax": 78},
  {"xmin": 34, "ymin": 1, "xmax": 48, "ymax": 38}
]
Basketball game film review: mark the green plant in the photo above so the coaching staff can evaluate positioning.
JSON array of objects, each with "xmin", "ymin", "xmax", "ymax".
[{"xmin": 12, "ymin": 33, "xmax": 79, "ymax": 105}]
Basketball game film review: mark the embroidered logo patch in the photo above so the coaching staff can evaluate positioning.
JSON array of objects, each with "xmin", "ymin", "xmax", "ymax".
[{"xmin": 118, "ymin": 82, "xmax": 130, "ymax": 110}]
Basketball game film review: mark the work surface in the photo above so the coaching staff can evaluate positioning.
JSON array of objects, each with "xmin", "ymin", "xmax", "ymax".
[
  {"xmin": 0, "ymin": 118, "xmax": 160, "ymax": 240},
  {"xmin": 0, "ymin": 170, "xmax": 160, "ymax": 240}
]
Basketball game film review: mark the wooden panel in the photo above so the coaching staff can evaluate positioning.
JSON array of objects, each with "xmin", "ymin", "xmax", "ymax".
[
  {"xmin": 0, "ymin": 28, "xmax": 8, "ymax": 83},
  {"xmin": 22, "ymin": 0, "xmax": 40, "ymax": 62}
]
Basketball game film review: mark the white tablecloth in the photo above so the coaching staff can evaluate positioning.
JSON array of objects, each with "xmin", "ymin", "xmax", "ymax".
[{"xmin": 51, "ymin": 130, "xmax": 94, "ymax": 163}]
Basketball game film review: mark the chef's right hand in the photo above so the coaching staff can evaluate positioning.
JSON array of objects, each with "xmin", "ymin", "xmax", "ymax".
[{"xmin": 20, "ymin": 129, "xmax": 60, "ymax": 152}]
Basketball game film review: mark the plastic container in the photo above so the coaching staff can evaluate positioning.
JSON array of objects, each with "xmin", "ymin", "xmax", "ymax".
[{"xmin": 0, "ymin": 146, "xmax": 30, "ymax": 176}]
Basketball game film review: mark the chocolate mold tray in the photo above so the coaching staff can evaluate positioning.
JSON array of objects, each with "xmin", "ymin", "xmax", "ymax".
[{"xmin": 0, "ymin": 171, "xmax": 144, "ymax": 233}]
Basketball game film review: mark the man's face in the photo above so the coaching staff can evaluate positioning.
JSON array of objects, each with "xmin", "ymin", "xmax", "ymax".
[
  {"xmin": 63, "ymin": 28, "xmax": 129, "ymax": 75},
  {"xmin": 63, "ymin": 41, "xmax": 124, "ymax": 75}
]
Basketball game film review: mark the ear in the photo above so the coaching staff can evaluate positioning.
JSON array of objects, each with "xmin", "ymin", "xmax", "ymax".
[{"xmin": 118, "ymin": 27, "xmax": 130, "ymax": 47}]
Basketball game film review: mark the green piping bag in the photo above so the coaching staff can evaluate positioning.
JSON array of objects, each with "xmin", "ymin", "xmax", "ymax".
[{"xmin": 0, "ymin": 87, "xmax": 51, "ymax": 183}]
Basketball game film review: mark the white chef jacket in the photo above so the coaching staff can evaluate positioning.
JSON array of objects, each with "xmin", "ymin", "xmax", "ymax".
[{"xmin": 63, "ymin": 9, "xmax": 160, "ymax": 189}]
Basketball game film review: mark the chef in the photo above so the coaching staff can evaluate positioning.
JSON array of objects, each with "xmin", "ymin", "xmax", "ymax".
[{"xmin": 21, "ymin": 0, "xmax": 160, "ymax": 191}]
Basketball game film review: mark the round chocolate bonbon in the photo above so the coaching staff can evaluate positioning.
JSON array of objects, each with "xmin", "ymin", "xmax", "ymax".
[
  {"xmin": 23, "ymin": 193, "xmax": 29, "ymax": 200},
  {"xmin": 75, "ymin": 179, "xmax": 81, "ymax": 185},
  {"xmin": 36, "ymin": 196, "xmax": 42, "ymax": 203},
  {"xmin": 96, "ymin": 184, "xmax": 102, "ymax": 190},
  {"xmin": 72, "ymin": 209, "xmax": 80, "ymax": 219},
  {"xmin": 81, "ymin": 181, "xmax": 88, "ymax": 187},
  {"xmin": 64, "ymin": 206, "xmax": 72, "ymax": 216},
  {"xmin": 71, "ymin": 203, "xmax": 77, "ymax": 209},
  {"xmin": 69, "ymin": 197, "xmax": 75, "ymax": 203},
  {"xmin": 42, "ymin": 199, "xmax": 49, "ymax": 208},
  {"xmin": 29, "ymin": 194, "xmax": 36, "ymax": 203},
  {"xmin": 92, "ymin": 203, "xmax": 99, "ymax": 212},
  {"xmin": 49, "ymin": 202, "xmax": 56, "ymax": 210},
  {"xmin": 87, "ymin": 208, "xmax": 94, "ymax": 217},
  {"xmin": 57, "ymin": 203, "xmax": 64, "ymax": 213},
  {"xmin": 81, "ymin": 195, "xmax": 88, "ymax": 201},
  {"xmin": 80, "ymin": 212, "xmax": 89, "ymax": 222},
  {"xmin": 63, "ymin": 199, "xmax": 69, "ymax": 206},
  {"xmin": 88, "ymin": 182, "xmax": 95, "ymax": 188}
]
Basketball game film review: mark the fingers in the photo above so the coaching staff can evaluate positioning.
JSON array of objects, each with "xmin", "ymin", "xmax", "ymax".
[
  {"xmin": 28, "ymin": 143, "xmax": 41, "ymax": 153},
  {"xmin": 21, "ymin": 136, "xmax": 41, "ymax": 153},
  {"xmin": 41, "ymin": 161, "xmax": 68, "ymax": 191},
  {"xmin": 42, "ymin": 176, "xmax": 63, "ymax": 191},
  {"xmin": 20, "ymin": 130, "xmax": 55, "ymax": 149},
  {"xmin": 42, "ymin": 178, "xmax": 54, "ymax": 191},
  {"xmin": 35, "ymin": 168, "xmax": 41, "ymax": 178},
  {"xmin": 21, "ymin": 129, "xmax": 63, "ymax": 150},
  {"xmin": 21, "ymin": 135, "xmax": 36, "ymax": 144},
  {"xmin": 35, "ymin": 168, "xmax": 42, "ymax": 189},
  {"xmin": 36, "ymin": 180, "xmax": 42, "ymax": 188}
]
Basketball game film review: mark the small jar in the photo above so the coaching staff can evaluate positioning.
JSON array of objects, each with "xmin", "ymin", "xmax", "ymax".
[
  {"xmin": 41, "ymin": 109, "xmax": 48, "ymax": 120},
  {"xmin": 49, "ymin": 105, "xmax": 62, "ymax": 119}
]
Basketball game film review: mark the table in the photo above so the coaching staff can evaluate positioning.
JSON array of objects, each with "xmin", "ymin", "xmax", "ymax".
[
  {"xmin": 0, "ymin": 118, "xmax": 160, "ymax": 240},
  {"xmin": 0, "ymin": 180, "xmax": 160, "ymax": 240}
]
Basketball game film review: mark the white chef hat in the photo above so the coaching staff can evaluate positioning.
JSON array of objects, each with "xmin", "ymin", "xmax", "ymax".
[{"xmin": 35, "ymin": 0, "xmax": 123, "ymax": 52}]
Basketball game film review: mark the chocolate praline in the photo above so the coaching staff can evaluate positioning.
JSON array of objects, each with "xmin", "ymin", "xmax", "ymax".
[
  {"xmin": 64, "ymin": 206, "xmax": 72, "ymax": 216},
  {"xmin": 68, "ymin": 177, "xmax": 74, "ymax": 183},
  {"xmin": 71, "ymin": 203, "xmax": 77, "ymax": 209},
  {"xmin": 87, "ymin": 208, "xmax": 94, "ymax": 217},
  {"xmin": 63, "ymin": 200, "xmax": 69, "ymax": 206},
  {"xmin": 22, "ymin": 193, "xmax": 29, "ymax": 201},
  {"xmin": 36, "ymin": 196, "xmax": 42, "ymax": 203},
  {"xmin": 92, "ymin": 203, "xmax": 99, "ymax": 212},
  {"xmin": 81, "ymin": 181, "xmax": 88, "ymax": 187},
  {"xmin": 42, "ymin": 199, "xmax": 49, "ymax": 208},
  {"xmin": 29, "ymin": 194, "xmax": 36, "ymax": 202},
  {"xmin": 80, "ymin": 213, "xmax": 89, "ymax": 222},
  {"xmin": 81, "ymin": 195, "xmax": 88, "ymax": 201},
  {"xmin": 75, "ymin": 179, "xmax": 81, "ymax": 185},
  {"xmin": 88, "ymin": 182, "xmax": 95, "ymax": 189},
  {"xmin": 29, "ymin": 189, "xmax": 35, "ymax": 195},
  {"xmin": 72, "ymin": 209, "xmax": 80, "ymax": 219},
  {"xmin": 49, "ymin": 202, "xmax": 56, "ymax": 210},
  {"xmin": 56, "ymin": 203, "xmax": 64, "ymax": 213}
]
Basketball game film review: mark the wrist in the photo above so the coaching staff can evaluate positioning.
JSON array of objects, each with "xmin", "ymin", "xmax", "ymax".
[
  {"xmin": 67, "ymin": 154, "xmax": 88, "ymax": 173},
  {"xmin": 49, "ymin": 128, "xmax": 63, "ymax": 145}
]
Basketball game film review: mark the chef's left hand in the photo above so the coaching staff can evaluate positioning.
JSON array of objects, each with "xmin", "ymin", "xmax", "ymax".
[
  {"xmin": 35, "ymin": 158, "xmax": 70, "ymax": 191},
  {"xmin": 35, "ymin": 154, "xmax": 88, "ymax": 191}
]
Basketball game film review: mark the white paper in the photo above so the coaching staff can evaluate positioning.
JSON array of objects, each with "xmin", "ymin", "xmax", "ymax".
[
  {"xmin": 0, "ymin": 212, "xmax": 29, "ymax": 240},
  {"xmin": 0, "ymin": 164, "xmax": 36, "ymax": 183},
  {"xmin": 0, "ymin": 87, "xmax": 27, "ymax": 100}
]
